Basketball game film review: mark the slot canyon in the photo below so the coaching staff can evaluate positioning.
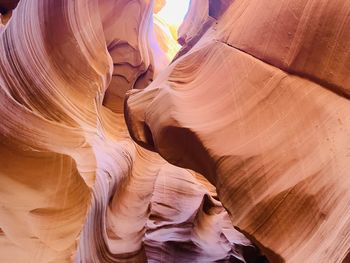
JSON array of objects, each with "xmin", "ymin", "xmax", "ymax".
[{"xmin": 0, "ymin": 0, "xmax": 349, "ymax": 262}]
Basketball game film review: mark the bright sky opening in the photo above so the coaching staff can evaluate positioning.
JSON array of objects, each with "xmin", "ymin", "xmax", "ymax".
[{"xmin": 157, "ymin": 0, "xmax": 190, "ymax": 28}]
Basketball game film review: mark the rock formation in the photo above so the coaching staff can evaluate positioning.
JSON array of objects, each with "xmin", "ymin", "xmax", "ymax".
[
  {"xmin": 0, "ymin": 0, "xmax": 260, "ymax": 262},
  {"xmin": 125, "ymin": 0, "xmax": 350, "ymax": 262},
  {"xmin": 1, "ymin": 0, "xmax": 349, "ymax": 262}
]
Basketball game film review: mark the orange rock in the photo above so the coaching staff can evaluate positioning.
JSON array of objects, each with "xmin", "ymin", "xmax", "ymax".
[
  {"xmin": 0, "ymin": 0, "xmax": 249, "ymax": 262},
  {"xmin": 125, "ymin": 0, "xmax": 350, "ymax": 262}
]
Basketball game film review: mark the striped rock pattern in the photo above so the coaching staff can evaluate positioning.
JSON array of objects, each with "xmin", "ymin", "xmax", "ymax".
[
  {"xmin": 125, "ymin": 0, "xmax": 350, "ymax": 262},
  {"xmin": 0, "ymin": 0, "xmax": 253, "ymax": 262}
]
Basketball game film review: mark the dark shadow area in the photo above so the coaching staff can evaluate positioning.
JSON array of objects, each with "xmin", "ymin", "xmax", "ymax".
[{"xmin": 0, "ymin": 0, "xmax": 20, "ymax": 15}]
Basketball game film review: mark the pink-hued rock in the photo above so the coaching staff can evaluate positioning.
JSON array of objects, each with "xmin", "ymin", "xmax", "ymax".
[
  {"xmin": 125, "ymin": 0, "xmax": 350, "ymax": 262},
  {"xmin": 0, "ymin": 0, "xmax": 250, "ymax": 262}
]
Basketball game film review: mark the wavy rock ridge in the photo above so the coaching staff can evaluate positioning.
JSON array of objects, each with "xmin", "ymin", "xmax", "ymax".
[
  {"xmin": 125, "ymin": 0, "xmax": 350, "ymax": 263},
  {"xmin": 0, "ymin": 0, "xmax": 258, "ymax": 262},
  {"xmin": 2, "ymin": 0, "xmax": 349, "ymax": 262}
]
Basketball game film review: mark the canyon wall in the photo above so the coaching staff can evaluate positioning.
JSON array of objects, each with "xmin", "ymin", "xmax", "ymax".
[
  {"xmin": 125, "ymin": 0, "xmax": 350, "ymax": 262},
  {"xmin": 0, "ymin": 0, "xmax": 256, "ymax": 262},
  {"xmin": 1, "ymin": 0, "xmax": 349, "ymax": 262}
]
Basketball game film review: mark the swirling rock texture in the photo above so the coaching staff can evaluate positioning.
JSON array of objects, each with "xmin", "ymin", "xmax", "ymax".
[
  {"xmin": 125, "ymin": 0, "xmax": 350, "ymax": 263},
  {"xmin": 0, "ymin": 0, "xmax": 261, "ymax": 262}
]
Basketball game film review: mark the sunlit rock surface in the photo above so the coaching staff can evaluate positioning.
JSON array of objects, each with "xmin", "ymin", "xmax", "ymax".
[
  {"xmin": 125, "ymin": 0, "xmax": 350, "ymax": 263},
  {"xmin": 0, "ymin": 0, "xmax": 259, "ymax": 262},
  {"xmin": 2, "ymin": 0, "xmax": 348, "ymax": 262},
  {"xmin": 153, "ymin": 0, "xmax": 180, "ymax": 61}
]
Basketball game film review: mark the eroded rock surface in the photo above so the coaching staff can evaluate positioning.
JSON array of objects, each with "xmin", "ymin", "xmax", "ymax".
[
  {"xmin": 125, "ymin": 0, "xmax": 350, "ymax": 263},
  {"xmin": 0, "ymin": 0, "xmax": 254, "ymax": 262}
]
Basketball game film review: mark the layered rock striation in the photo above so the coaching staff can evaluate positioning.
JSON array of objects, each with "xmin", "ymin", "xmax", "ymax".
[
  {"xmin": 125, "ymin": 0, "xmax": 350, "ymax": 262},
  {"xmin": 0, "ymin": 0, "xmax": 255, "ymax": 262}
]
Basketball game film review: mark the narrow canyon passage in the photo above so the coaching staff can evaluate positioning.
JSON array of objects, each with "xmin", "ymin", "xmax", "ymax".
[{"xmin": 0, "ymin": 0, "xmax": 350, "ymax": 263}]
